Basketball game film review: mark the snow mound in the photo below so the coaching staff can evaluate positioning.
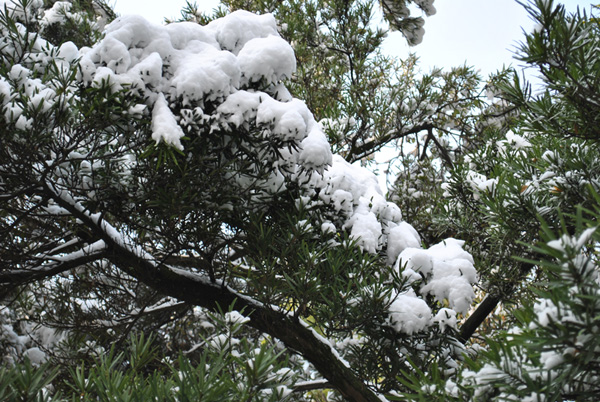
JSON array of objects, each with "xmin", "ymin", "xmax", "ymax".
[
  {"xmin": 78, "ymin": 10, "xmax": 331, "ymax": 176},
  {"xmin": 398, "ymin": 238, "xmax": 477, "ymax": 314}
]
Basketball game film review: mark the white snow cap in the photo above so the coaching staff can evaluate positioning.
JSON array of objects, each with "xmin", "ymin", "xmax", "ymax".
[
  {"xmin": 398, "ymin": 238, "xmax": 477, "ymax": 314},
  {"xmin": 79, "ymin": 10, "xmax": 332, "ymax": 175},
  {"xmin": 389, "ymin": 289, "xmax": 433, "ymax": 335},
  {"xmin": 206, "ymin": 10, "xmax": 279, "ymax": 54},
  {"xmin": 238, "ymin": 35, "xmax": 296, "ymax": 85},
  {"xmin": 151, "ymin": 93, "xmax": 185, "ymax": 150}
]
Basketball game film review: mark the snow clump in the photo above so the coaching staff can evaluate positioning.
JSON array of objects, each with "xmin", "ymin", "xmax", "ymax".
[{"xmin": 78, "ymin": 10, "xmax": 330, "ymax": 176}]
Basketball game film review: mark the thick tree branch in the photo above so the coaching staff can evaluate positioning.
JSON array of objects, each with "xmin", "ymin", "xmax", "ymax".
[
  {"xmin": 458, "ymin": 294, "xmax": 500, "ymax": 344},
  {"xmin": 0, "ymin": 248, "xmax": 106, "ymax": 286},
  {"xmin": 459, "ymin": 262, "xmax": 535, "ymax": 343},
  {"xmin": 114, "ymin": 258, "xmax": 381, "ymax": 401},
  {"xmin": 46, "ymin": 183, "xmax": 382, "ymax": 402}
]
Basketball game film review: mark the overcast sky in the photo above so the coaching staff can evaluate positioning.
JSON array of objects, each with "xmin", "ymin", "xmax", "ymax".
[{"xmin": 112, "ymin": 0, "xmax": 592, "ymax": 76}]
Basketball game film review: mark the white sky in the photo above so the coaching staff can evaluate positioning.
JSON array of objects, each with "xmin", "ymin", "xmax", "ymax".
[{"xmin": 112, "ymin": 0, "xmax": 592, "ymax": 76}]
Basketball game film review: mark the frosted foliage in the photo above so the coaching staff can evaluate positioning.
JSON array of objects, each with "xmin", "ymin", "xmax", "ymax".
[
  {"xmin": 502, "ymin": 130, "xmax": 531, "ymax": 150},
  {"xmin": 0, "ymin": 0, "xmax": 43, "ymax": 23},
  {"xmin": 41, "ymin": 1, "xmax": 72, "ymax": 26},
  {"xmin": 310, "ymin": 155, "xmax": 404, "ymax": 253},
  {"xmin": 0, "ymin": 314, "xmax": 64, "ymax": 365},
  {"xmin": 77, "ymin": 10, "xmax": 332, "ymax": 178},
  {"xmin": 381, "ymin": 0, "xmax": 431, "ymax": 45},
  {"xmin": 397, "ymin": 239, "xmax": 477, "ymax": 314},
  {"xmin": 0, "ymin": 3, "xmax": 480, "ymax": 351},
  {"xmin": 389, "ymin": 289, "xmax": 433, "ymax": 335},
  {"xmin": 466, "ymin": 170, "xmax": 497, "ymax": 198},
  {"xmin": 415, "ymin": 0, "xmax": 436, "ymax": 16},
  {"xmin": 404, "ymin": 17, "xmax": 425, "ymax": 46},
  {"xmin": 387, "ymin": 237, "xmax": 476, "ymax": 335},
  {"xmin": 303, "ymin": 154, "xmax": 477, "ymax": 333}
]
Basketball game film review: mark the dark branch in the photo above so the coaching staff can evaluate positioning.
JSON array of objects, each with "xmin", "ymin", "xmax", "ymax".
[
  {"xmin": 0, "ymin": 251, "xmax": 106, "ymax": 286},
  {"xmin": 46, "ymin": 183, "xmax": 383, "ymax": 402},
  {"xmin": 458, "ymin": 294, "xmax": 500, "ymax": 344},
  {"xmin": 346, "ymin": 122, "xmax": 434, "ymax": 163}
]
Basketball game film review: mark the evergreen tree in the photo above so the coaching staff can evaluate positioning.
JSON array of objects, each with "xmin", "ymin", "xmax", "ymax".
[
  {"xmin": 0, "ymin": 0, "xmax": 478, "ymax": 400},
  {"xmin": 1, "ymin": 0, "xmax": 598, "ymax": 401},
  {"xmin": 397, "ymin": 1, "xmax": 600, "ymax": 400}
]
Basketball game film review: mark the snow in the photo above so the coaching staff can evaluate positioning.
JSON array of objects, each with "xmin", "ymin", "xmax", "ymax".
[
  {"xmin": 321, "ymin": 221, "xmax": 336, "ymax": 234},
  {"xmin": 53, "ymin": 240, "xmax": 107, "ymax": 262},
  {"xmin": 466, "ymin": 170, "xmax": 497, "ymax": 199},
  {"xmin": 217, "ymin": 90, "xmax": 261, "ymax": 127},
  {"xmin": 128, "ymin": 51, "xmax": 163, "ymax": 88},
  {"xmin": 309, "ymin": 155, "xmax": 404, "ymax": 254},
  {"xmin": 23, "ymin": 347, "xmax": 47, "ymax": 365},
  {"xmin": 386, "ymin": 222, "xmax": 421, "ymax": 265},
  {"xmin": 171, "ymin": 47, "xmax": 240, "ymax": 103},
  {"xmin": 417, "ymin": 239, "xmax": 477, "ymax": 313},
  {"xmin": 57, "ymin": 41, "xmax": 79, "ymax": 63},
  {"xmin": 225, "ymin": 311, "xmax": 251, "ymax": 325},
  {"xmin": 396, "ymin": 238, "xmax": 476, "ymax": 316},
  {"xmin": 206, "ymin": 10, "xmax": 279, "ymax": 54},
  {"xmin": 434, "ymin": 308, "xmax": 458, "ymax": 331},
  {"xmin": 541, "ymin": 351, "xmax": 564, "ymax": 369},
  {"xmin": 298, "ymin": 128, "xmax": 333, "ymax": 171},
  {"xmin": 505, "ymin": 130, "xmax": 531, "ymax": 149},
  {"xmin": 347, "ymin": 210, "xmax": 382, "ymax": 253},
  {"xmin": 497, "ymin": 130, "xmax": 531, "ymax": 158},
  {"xmin": 151, "ymin": 93, "xmax": 185, "ymax": 150},
  {"xmin": 415, "ymin": 0, "xmax": 436, "ymax": 16},
  {"xmin": 389, "ymin": 289, "xmax": 433, "ymax": 335},
  {"xmin": 98, "ymin": 36, "xmax": 132, "ymax": 74},
  {"xmin": 256, "ymin": 97, "xmax": 311, "ymax": 141},
  {"xmin": 238, "ymin": 35, "xmax": 296, "ymax": 85},
  {"xmin": 40, "ymin": 0, "xmax": 90, "ymax": 28},
  {"xmin": 92, "ymin": 66, "xmax": 123, "ymax": 92}
]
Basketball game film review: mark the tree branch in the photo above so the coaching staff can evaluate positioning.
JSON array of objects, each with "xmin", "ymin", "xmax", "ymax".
[
  {"xmin": 0, "ymin": 247, "xmax": 106, "ymax": 286},
  {"xmin": 458, "ymin": 293, "xmax": 500, "ymax": 344},
  {"xmin": 459, "ymin": 262, "xmax": 535, "ymax": 343},
  {"xmin": 346, "ymin": 122, "xmax": 433, "ymax": 163},
  {"xmin": 45, "ymin": 183, "xmax": 383, "ymax": 402},
  {"xmin": 292, "ymin": 379, "xmax": 332, "ymax": 393}
]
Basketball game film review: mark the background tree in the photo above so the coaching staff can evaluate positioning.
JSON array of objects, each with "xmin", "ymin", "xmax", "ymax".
[{"xmin": 396, "ymin": 1, "xmax": 600, "ymax": 400}]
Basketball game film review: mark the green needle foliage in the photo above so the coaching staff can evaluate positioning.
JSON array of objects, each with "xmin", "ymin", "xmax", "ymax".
[{"xmin": 2, "ymin": 0, "xmax": 600, "ymax": 401}]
